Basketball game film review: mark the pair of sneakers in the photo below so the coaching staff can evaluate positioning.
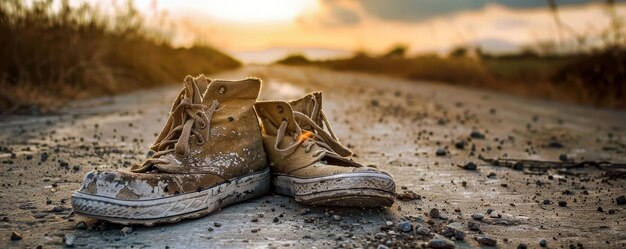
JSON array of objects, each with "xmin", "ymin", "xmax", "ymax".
[{"xmin": 71, "ymin": 76, "xmax": 396, "ymax": 226}]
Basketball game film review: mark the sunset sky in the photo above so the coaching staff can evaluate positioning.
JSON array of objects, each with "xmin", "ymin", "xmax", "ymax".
[{"xmin": 123, "ymin": 0, "xmax": 626, "ymax": 63}]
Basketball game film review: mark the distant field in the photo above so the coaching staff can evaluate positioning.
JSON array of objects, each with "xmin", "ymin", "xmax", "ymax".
[
  {"xmin": 276, "ymin": 51, "xmax": 625, "ymax": 109},
  {"xmin": 0, "ymin": 1, "xmax": 240, "ymax": 114}
]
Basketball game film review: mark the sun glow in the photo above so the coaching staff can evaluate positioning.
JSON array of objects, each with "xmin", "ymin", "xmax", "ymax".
[{"xmin": 199, "ymin": 0, "xmax": 317, "ymax": 23}]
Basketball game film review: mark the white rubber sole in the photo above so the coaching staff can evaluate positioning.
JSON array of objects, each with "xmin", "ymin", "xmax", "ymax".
[
  {"xmin": 71, "ymin": 168, "xmax": 270, "ymax": 226},
  {"xmin": 273, "ymin": 172, "xmax": 396, "ymax": 207}
]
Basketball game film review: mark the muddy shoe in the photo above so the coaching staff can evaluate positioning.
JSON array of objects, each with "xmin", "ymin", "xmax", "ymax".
[
  {"xmin": 254, "ymin": 95, "xmax": 396, "ymax": 207},
  {"xmin": 71, "ymin": 76, "xmax": 269, "ymax": 225}
]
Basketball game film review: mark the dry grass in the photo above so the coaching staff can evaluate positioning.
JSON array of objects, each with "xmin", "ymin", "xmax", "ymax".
[
  {"xmin": 277, "ymin": 50, "xmax": 625, "ymax": 109},
  {"xmin": 0, "ymin": 0, "xmax": 240, "ymax": 114}
]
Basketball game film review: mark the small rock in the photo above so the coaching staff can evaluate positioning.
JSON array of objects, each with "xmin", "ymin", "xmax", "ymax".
[
  {"xmin": 616, "ymin": 195, "xmax": 626, "ymax": 205},
  {"xmin": 10, "ymin": 231, "xmax": 22, "ymax": 241},
  {"xmin": 428, "ymin": 236, "xmax": 455, "ymax": 249},
  {"xmin": 214, "ymin": 222, "xmax": 222, "ymax": 227},
  {"xmin": 435, "ymin": 148, "xmax": 446, "ymax": 156},
  {"xmin": 455, "ymin": 140, "xmax": 466, "ymax": 150},
  {"xmin": 490, "ymin": 212, "xmax": 500, "ymax": 218},
  {"xmin": 558, "ymin": 201, "xmax": 567, "ymax": 207},
  {"xmin": 300, "ymin": 208, "xmax": 310, "ymax": 215},
  {"xmin": 398, "ymin": 221, "xmax": 413, "ymax": 232},
  {"xmin": 377, "ymin": 245, "xmax": 389, "ymax": 249},
  {"xmin": 75, "ymin": 221, "xmax": 87, "ymax": 230},
  {"xmin": 396, "ymin": 190, "xmax": 421, "ymax": 201},
  {"xmin": 539, "ymin": 238, "xmax": 547, "ymax": 247},
  {"xmin": 429, "ymin": 208, "xmax": 440, "ymax": 218},
  {"xmin": 559, "ymin": 154, "xmax": 569, "ymax": 161},
  {"xmin": 597, "ymin": 207, "xmax": 604, "ymax": 212},
  {"xmin": 487, "ymin": 172, "xmax": 497, "ymax": 179},
  {"xmin": 517, "ymin": 243, "xmax": 528, "ymax": 249},
  {"xmin": 415, "ymin": 226, "xmax": 431, "ymax": 236},
  {"xmin": 333, "ymin": 215, "xmax": 342, "ymax": 221},
  {"xmin": 468, "ymin": 221, "xmax": 480, "ymax": 231},
  {"xmin": 442, "ymin": 222, "xmax": 465, "ymax": 240},
  {"xmin": 471, "ymin": 213, "xmax": 484, "ymax": 220},
  {"xmin": 609, "ymin": 209, "xmax": 617, "ymax": 214},
  {"xmin": 64, "ymin": 233, "xmax": 76, "ymax": 247},
  {"xmin": 470, "ymin": 131, "xmax": 485, "ymax": 139},
  {"xmin": 543, "ymin": 199, "xmax": 551, "ymax": 205},
  {"xmin": 459, "ymin": 162, "xmax": 477, "ymax": 170},
  {"xmin": 486, "ymin": 208, "xmax": 494, "ymax": 214},
  {"xmin": 476, "ymin": 236, "xmax": 497, "ymax": 246},
  {"xmin": 251, "ymin": 228, "xmax": 259, "ymax": 233},
  {"xmin": 121, "ymin": 226, "xmax": 133, "ymax": 235},
  {"xmin": 385, "ymin": 221, "xmax": 393, "ymax": 226}
]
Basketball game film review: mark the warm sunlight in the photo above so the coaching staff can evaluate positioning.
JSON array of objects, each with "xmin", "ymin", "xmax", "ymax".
[{"xmin": 200, "ymin": 0, "xmax": 316, "ymax": 23}]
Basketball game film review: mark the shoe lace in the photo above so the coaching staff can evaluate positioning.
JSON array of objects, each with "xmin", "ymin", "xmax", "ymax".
[
  {"xmin": 142, "ymin": 98, "xmax": 220, "ymax": 167},
  {"xmin": 274, "ymin": 110, "xmax": 350, "ymax": 157}
]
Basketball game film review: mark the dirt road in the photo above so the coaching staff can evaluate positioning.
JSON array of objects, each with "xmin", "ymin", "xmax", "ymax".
[{"xmin": 1, "ymin": 65, "xmax": 625, "ymax": 248}]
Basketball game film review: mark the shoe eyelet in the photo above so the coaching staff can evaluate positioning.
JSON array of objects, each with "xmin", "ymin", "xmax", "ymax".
[
  {"xmin": 276, "ymin": 105, "xmax": 283, "ymax": 113},
  {"xmin": 218, "ymin": 85, "xmax": 227, "ymax": 94},
  {"xmin": 196, "ymin": 137, "xmax": 205, "ymax": 146}
]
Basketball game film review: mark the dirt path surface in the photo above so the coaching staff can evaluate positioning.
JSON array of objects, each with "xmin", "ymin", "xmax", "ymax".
[{"xmin": 1, "ymin": 65, "xmax": 625, "ymax": 248}]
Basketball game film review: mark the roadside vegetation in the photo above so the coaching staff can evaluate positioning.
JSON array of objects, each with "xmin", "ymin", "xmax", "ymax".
[
  {"xmin": 276, "ymin": 2, "xmax": 625, "ymax": 109},
  {"xmin": 0, "ymin": 0, "xmax": 240, "ymax": 114}
]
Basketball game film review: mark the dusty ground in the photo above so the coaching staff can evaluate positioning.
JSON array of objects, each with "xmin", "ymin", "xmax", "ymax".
[{"xmin": 1, "ymin": 65, "xmax": 625, "ymax": 249}]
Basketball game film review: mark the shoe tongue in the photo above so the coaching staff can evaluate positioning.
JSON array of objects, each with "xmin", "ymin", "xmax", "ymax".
[
  {"xmin": 193, "ymin": 75, "xmax": 211, "ymax": 97},
  {"xmin": 255, "ymin": 101, "xmax": 299, "ymax": 136},
  {"xmin": 183, "ymin": 76, "xmax": 203, "ymax": 104},
  {"xmin": 289, "ymin": 92, "xmax": 323, "ymax": 128}
]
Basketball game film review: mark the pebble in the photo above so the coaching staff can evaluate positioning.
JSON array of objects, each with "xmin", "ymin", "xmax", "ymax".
[
  {"xmin": 396, "ymin": 190, "xmax": 421, "ymax": 201},
  {"xmin": 415, "ymin": 226, "xmax": 431, "ymax": 236},
  {"xmin": 10, "ymin": 231, "xmax": 22, "ymax": 240},
  {"xmin": 377, "ymin": 245, "xmax": 389, "ymax": 249},
  {"xmin": 300, "ymin": 208, "xmax": 310, "ymax": 215},
  {"xmin": 543, "ymin": 199, "xmax": 551, "ymax": 205},
  {"xmin": 214, "ymin": 222, "xmax": 222, "ymax": 227},
  {"xmin": 251, "ymin": 228, "xmax": 259, "ymax": 233},
  {"xmin": 517, "ymin": 243, "xmax": 528, "ymax": 249},
  {"xmin": 616, "ymin": 195, "xmax": 626, "ymax": 205},
  {"xmin": 470, "ymin": 131, "xmax": 485, "ymax": 139},
  {"xmin": 64, "ymin": 233, "xmax": 76, "ymax": 247},
  {"xmin": 539, "ymin": 238, "xmax": 547, "ymax": 247},
  {"xmin": 398, "ymin": 221, "xmax": 412, "ymax": 232},
  {"xmin": 333, "ymin": 215, "xmax": 342, "ymax": 221},
  {"xmin": 435, "ymin": 148, "xmax": 446, "ymax": 156},
  {"xmin": 476, "ymin": 236, "xmax": 497, "ymax": 246},
  {"xmin": 490, "ymin": 212, "xmax": 500, "ymax": 218},
  {"xmin": 455, "ymin": 140, "xmax": 466, "ymax": 150},
  {"xmin": 121, "ymin": 226, "xmax": 133, "ymax": 235},
  {"xmin": 558, "ymin": 201, "xmax": 567, "ymax": 207},
  {"xmin": 429, "ymin": 208, "xmax": 441, "ymax": 218},
  {"xmin": 471, "ymin": 213, "xmax": 484, "ymax": 220},
  {"xmin": 442, "ymin": 222, "xmax": 465, "ymax": 240},
  {"xmin": 75, "ymin": 221, "xmax": 87, "ymax": 230},
  {"xmin": 428, "ymin": 236, "xmax": 455, "ymax": 249},
  {"xmin": 460, "ymin": 162, "xmax": 477, "ymax": 170},
  {"xmin": 468, "ymin": 221, "xmax": 480, "ymax": 231}
]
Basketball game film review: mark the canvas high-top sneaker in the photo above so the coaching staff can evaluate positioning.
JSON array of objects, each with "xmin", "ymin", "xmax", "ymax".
[
  {"xmin": 254, "ymin": 96, "xmax": 396, "ymax": 207},
  {"xmin": 71, "ymin": 76, "xmax": 269, "ymax": 225}
]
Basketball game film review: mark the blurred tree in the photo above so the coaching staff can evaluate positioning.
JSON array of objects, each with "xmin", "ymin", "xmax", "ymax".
[
  {"xmin": 449, "ymin": 46, "xmax": 468, "ymax": 57},
  {"xmin": 382, "ymin": 44, "xmax": 407, "ymax": 58}
]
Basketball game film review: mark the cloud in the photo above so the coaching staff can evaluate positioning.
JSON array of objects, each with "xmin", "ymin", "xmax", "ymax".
[{"xmin": 353, "ymin": 0, "xmax": 611, "ymax": 22}]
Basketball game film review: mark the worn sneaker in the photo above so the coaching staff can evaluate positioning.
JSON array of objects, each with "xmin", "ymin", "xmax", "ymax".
[
  {"xmin": 71, "ymin": 75, "xmax": 269, "ymax": 225},
  {"xmin": 254, "ymin": 93, "xmax": 396, "ymax": 207}
]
